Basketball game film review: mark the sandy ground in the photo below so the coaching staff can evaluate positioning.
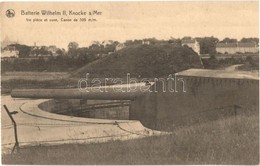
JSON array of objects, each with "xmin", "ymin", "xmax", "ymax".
[{"xmin": 1, "ymin": 95, "xmax": 163, "ymax": 154}]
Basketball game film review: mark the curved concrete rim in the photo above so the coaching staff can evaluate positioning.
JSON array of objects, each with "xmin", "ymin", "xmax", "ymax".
[
  {"xmin": 20, "ymin": 99, "xmax": 139, "ymax": 124},
  {"xmin": 2, "ymin": 96, "xmax": 166, "ymax": 154}
]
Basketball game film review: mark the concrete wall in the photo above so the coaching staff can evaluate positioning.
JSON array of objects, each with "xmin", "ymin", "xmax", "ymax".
[
  {"xmin": 39, "ymin": 99, "xmax": 129, "ymax": 120},
  {"xmin": 130, "ymin": 92, "xmax": 157, "ymax": 127},
  {"xmin": 237, "ymin": 46, "xmax": 258, "ymax": 53},
  {"xmin": 216, "ymin": 47, "xmax": 237, "ymax": 54},
  {"xmin": 217, "ymin": 47, "xmax": 259, "ymax": 54},
  {"xmin": 130, "ymin": 76, "xmax": 259, "ymax": 130}
]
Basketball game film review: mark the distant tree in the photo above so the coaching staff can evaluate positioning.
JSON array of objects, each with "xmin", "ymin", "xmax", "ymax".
[
  {"xmin": 196, "ymin": 36, "xmax": 219, "ymax": 54},
  {"xmin": 124, "ymin": 39, "xmax": 142, "ymax": 46},
  {"xmin": 246, "ymin": 55, "xmax": 258, "ymax": 68},
  {"xmin": 9, "ymin": 44, "xmax": 31, "ymax": 58},
  {"xmin": 143, "ymin": 38, "xmax": 159, "ymax": 45},
  {"xmin": 89, "ymin": 43, "xmax": 101, "ymax": 50},
  {"xmin": 92, "ymin": 41, "xmax": 100, "ymax": 45},
  {"xmin": 168, "ymin": 38, "xmax": 182, "ymax": 46},
  {"xmin": 76, "ymin": 47, "xmax": 97, "ymax": 66},
  {"xmin": 55, "ymin": 48, "xmax": 64, "ymax": 56},
  {"xmin": 240, "ymin": 38, "xmax": 259, "ymax": 44},
  {"xmin": 219, "ymin": 38, "xmax": 237, "ymax": 43},
  {"xmin": 68, "ymin": 42, "xmax": 79, "ymax": 50},
  {"xmin": 104, "ymin": 41, "xmax": 119, "ymax": 52},
  {"xmin": 125, "ymin": 40, "xmax": 134, "ymax": 46},
  {"xmin": 182, "ymin": 36, "xmax": 192, "ymax": 41},
  {"xmin": 67, "ymin": 42, "xmax": 79, "ymax": 57},
  {"xmin": 31, "ymin": 47, "xmax": 50, "ymax": 56}
]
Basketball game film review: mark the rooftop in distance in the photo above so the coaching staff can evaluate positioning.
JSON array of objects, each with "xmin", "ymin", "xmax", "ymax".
[{"xmin": 177, "ymin": 69, "xmax": 259, "ymax": 80}]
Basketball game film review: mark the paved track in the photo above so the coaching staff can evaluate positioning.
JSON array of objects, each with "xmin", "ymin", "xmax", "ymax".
[
  {"xmin": 1, "ymin": 95, "xmax": 161, "ymax": 154},
  {"xmin": 224, "ymin": 64, "xmax": 243, "ymax": 71}
]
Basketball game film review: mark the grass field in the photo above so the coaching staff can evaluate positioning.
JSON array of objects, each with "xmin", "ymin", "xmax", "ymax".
[
  {"xmin": 1, "ymin": 71, "xmax": 69, "ymax": 81},
  {"xmin": 2, "ymin": 111, "xmax": 259, "ymax": 165}
]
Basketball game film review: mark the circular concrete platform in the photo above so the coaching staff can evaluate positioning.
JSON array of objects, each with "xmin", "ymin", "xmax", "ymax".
[{"xmin": 1, "ymin": 95, "xmax": 163, "ymax": 154}]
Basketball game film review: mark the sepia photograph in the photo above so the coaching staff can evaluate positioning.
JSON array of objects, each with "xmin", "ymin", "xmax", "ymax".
[{"xmin": 0, "ymin": 1, "xmax": 259, "ymax": 165}]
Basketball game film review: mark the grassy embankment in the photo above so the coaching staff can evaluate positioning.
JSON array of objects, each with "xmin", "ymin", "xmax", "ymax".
[
  {"xmin": 2, "ymin": 111, "xmax": 259, "ymax": 165},
  {"xmin": 71, "ymin": 44, "xmax": 202, "ymax": 78},
  {"xmin": 1, "ymin": 44, "xmax": 202, "ymax": 94}
]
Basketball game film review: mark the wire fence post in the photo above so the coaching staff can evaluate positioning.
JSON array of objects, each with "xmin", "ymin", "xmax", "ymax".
[{"xmin": 3, "ymin": 105, "xmax": 20, "ymax": 154}]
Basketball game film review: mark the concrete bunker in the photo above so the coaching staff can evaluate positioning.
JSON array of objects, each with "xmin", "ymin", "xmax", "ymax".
[
  {"xmin": 11, "ymin": 69, "xmax": 259, "ymax": 130},
  {"xmin": 131, "ymin": 69, "xmax": 259, "ymax": 129}
]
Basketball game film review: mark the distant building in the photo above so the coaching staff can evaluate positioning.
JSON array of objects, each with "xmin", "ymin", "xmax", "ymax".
[
  {"xmin": 48, "ymin": 45, "xmax": 59, "ymax": 56},
  {"xmin": 31, "ymin": 42, "xmax": 41, "ymax": 50},
  {"xmin": 30, "ymin": 44, "xmax": 53, "ymax": 57},
  {"xmin": 216, "ymin": 42, "xmax": 258, "ymax": 54},
  {"xmin": 1, "ymin": 36, "xmax": 18, "ymax": 48},
  {"xmin": 181, "ymin": 37, "xmax": 200, "ymax": 55},
  {"xmin": 142, "ymin": 40, "xmax": 150, "ymax": 45},
  {"xmin": 1, "ymin": 37, "xmax": 19, "ymax": 58},
  {"xmin": 1, "ymin": 45, "xmax": 19, "ymax": 58},
  {"xmin": 115, "ymin": 43, "xmax": 126, "ymax": 51},
  {"xmin": 101, "ymin": 40, "xmax": 113, "ymax": 47}
]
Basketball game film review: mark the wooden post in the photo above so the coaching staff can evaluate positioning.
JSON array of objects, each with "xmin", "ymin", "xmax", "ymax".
[{"xmin": 3, "ymin": 105, "xmax": 20, "ymax": 154}]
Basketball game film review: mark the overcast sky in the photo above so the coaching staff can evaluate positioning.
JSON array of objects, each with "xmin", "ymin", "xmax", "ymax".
[{"xmin": 1, "ymin": 2, "xmax": 258, "ymax": 49}]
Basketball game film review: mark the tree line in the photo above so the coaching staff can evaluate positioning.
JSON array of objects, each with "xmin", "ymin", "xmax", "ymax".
[
  {"xmin": 6, "ymin": 37, "xmax": 259, "ymax": 58},
  {"xmin": 1, "ymin": 37, "xmax": 258, "ymax": 72}
]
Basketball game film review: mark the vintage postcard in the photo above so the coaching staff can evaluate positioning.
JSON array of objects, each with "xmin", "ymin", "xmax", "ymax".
[{"xmin": 0, "ymin": 1, "xmax": 259, "ymax": 165}]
